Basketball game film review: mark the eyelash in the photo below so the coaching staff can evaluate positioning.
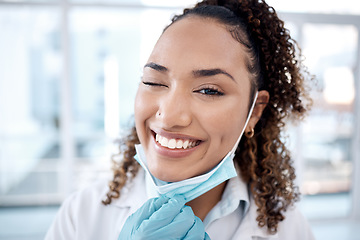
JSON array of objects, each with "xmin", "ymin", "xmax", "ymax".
[
  {"xmin": 196, "ymin": 87, "xmax": 224, "ymax": 96},
  {"xmin": 142, "ymin": 81, "xmax": 224, "ymax": 97},
  {"xmin": 142, "ymin": 81, "xmax": 168, "ymax": 88}
]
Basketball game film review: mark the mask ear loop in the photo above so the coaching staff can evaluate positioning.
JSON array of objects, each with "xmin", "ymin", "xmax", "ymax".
[{"xmin": 229, "ymin": 91, "xmax": 259, "ymax": 157}]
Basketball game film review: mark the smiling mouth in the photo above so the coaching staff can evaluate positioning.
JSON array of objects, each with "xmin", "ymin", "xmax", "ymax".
[{"xmin": 154, "ymin": 133, "xmax": 201, "ymax": 150}]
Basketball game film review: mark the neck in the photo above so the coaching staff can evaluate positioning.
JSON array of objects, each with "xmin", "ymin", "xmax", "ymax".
[{"xmin": 186, "ymin": 181, "xmax": 227, "ymax": 221}]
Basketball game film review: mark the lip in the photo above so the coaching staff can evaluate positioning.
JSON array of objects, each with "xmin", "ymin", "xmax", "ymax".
[{"xmin": 151, "ymin": 129, "xmax": 203, "ymax": 158}]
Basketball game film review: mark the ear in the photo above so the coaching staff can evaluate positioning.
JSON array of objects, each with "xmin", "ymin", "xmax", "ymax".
[{"xmin": 246, "ymin": 90, "xmax": 269, "ymax": 133}]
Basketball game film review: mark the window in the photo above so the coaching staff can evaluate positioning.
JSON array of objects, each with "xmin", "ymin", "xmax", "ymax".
[
  {"xmin": 283, "ymin": 22, "xmax": 359, "ymax": 219},
  {"xmin": 0, "ymin": 7, "xmax": 62, "ymax": 204}
]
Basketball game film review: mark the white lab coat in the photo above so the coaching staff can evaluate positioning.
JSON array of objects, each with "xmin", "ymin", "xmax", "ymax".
[{"xmin": 45, "ymin": 169, "xmax": 315, "ymax": 240}]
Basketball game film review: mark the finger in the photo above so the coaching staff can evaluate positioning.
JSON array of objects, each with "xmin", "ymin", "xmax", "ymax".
[
  {"xmin": 137, "ymin": 195, "xmax": 186, "ymax": 234},
  {"xmin": 168, "ymin": 206, "xmax": 196, "ymax": 237},
  {"xmin": 183, "ymin": 216, "xmax": 207, "ymax": 240},
  {"xmin": 145, "ymin": 195, "xmax": 170, "ymax": 217},
  {"xmin": 170, "ymin": 194, "xmax": 186, "ymax": 205},
  {"xmin": 134, "ymin": 196, "xmax": 169, "ymax": 222},
  {"xmin": 124, "ymin": 195, "xmax": 169, "ymax": 232},
  {"xmin": 204, "ymin": 232, "xmax": 211, "ymax": 240},
  {"xmin": 147, "ymin": 205, "xmax": 195, "ymax": 239}
]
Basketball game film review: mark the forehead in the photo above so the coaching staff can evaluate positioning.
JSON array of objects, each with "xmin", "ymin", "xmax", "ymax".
[{"xmin": 149, "ymin": 16, "xmax": 250, "ymax": 80}]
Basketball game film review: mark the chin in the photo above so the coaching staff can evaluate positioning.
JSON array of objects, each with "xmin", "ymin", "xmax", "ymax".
[{"xmin": 151, "ymin": 169, "xmax": 187, "ymax": 183}]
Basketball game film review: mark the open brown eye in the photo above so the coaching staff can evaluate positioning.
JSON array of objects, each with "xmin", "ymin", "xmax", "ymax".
[{"xmin": 196, "ymin": 87, "xmax": 224, "ymax": 96}]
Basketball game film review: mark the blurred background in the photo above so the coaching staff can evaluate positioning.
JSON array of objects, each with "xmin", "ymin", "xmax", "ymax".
[{"xmin": 0, "ymin": 0, "xmax": 359, "ymax": 239}]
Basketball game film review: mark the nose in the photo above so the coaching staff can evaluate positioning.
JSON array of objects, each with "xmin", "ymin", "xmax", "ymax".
[{"xmin": 156, "ymin": 89, "xmax": 192, "ymax": 129}]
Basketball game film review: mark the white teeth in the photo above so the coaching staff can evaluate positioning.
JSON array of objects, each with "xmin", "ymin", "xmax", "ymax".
[
  {"xmin": 155, "ymin": 134, "xmax": 198, "ymax": 150},
  {"xmin": 183, "ymin": 140, "xmax": 189, "ymax": 149},
  {"xmin": 168, "ymin": 139, "xmax": 176, "ymax": 149},
  {"xmin": 160, "ymin": 137, "xmax": 168, "ymax": 147},
  {"xmin": 176, "ymin": 140, "xmax": 183, "ymax": 149}
]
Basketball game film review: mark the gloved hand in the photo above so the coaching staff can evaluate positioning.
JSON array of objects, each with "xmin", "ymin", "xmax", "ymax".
[
  {"xmin": 183, "ymin": 215, "xmax": 211, "ymax": 240},
  {"xmin": 118, "ymin": 195, "xmax": 210, "ymax": 240}
]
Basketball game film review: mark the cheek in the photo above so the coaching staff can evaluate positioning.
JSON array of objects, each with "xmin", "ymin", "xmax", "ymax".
[
  {"xmin": 134, "ymin": 90, "xmax": 143, "ymax": 120},
  {"xmin": 202, "ymin": 101, "xmax": 247, "ymax": 146},
  {"xmin": 134, "ymin": 89, "xmax": 157, "ymax": 139}
]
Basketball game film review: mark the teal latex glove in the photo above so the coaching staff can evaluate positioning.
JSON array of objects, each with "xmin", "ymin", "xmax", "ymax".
[
  {"xmin": 183, "ymin": 216, "xmax": 211, "ymax": 240},
  {"xmin": 118, "ymin": 195, "xmax": 210, "ymax": 240}
]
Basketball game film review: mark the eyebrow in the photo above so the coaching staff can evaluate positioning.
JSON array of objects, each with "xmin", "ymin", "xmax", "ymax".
[
  {"xmin": 144, "ymin": 62, "xmax": 235, "ymax": 82},
  {"xmin": 144, "ymin": 62, "xmax": 168, "ymax": 72},
  {"xmin": 193, "ymin": 68, "xmax": 235, "ymax": 81}
]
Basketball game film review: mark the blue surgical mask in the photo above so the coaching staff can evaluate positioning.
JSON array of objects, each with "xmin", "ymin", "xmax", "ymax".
[{"xmin": 134, "ymin": 92, "xmax": 258, "ymax": 203}]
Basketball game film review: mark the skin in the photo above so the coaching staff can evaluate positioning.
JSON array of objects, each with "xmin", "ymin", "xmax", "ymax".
[{"xmin": 134, "ymin": 16, "xmax": 269, "ymax": 219}]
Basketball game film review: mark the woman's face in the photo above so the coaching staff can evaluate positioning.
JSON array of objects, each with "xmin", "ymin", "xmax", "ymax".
[{"xmin": 135, "ymin": 16, "xmax": 252, "ymax": 182}]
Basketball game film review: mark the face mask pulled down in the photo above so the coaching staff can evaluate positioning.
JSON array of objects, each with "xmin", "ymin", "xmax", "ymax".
[{"xmin": 134, "ymin": 92, "xmax": 258, "ymax": 203}]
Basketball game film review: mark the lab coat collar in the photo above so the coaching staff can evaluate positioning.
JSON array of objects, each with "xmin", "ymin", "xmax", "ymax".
[
  {"xmin": 203, "ymin": 172, "xmax": 249, "ymax": 227},
  {"xmin": 205, "ymin": 171, "xmax": 279, "ymax": 239}
]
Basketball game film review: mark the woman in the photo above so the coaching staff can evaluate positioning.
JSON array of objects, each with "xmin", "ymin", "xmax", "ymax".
[{"xmin": 46, "ymin": 0, "xmax": 315, "ymax": 239}]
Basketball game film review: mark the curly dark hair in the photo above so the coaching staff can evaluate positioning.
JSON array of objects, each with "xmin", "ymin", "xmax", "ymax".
[{"xmin": 103, "ymin": 0, "xmax": 312, "ymax": 234}]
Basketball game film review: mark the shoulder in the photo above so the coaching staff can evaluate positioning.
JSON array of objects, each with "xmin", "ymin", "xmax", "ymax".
[
  {"xmin": 45, "ymin": 170, "xmax": 147, "ymax": 240},
  {"xmin": 61, "ymin": 169, "xmax": 148, "ymax": 216},
  {"xmin": 63, "ymin": 168, "xmax": 147, "ymax": 209},
  {"xmin": 44, "ymin": 178, "xmax": 110, "ymax": 240},
  {"xmin": 69, "ymin": 178, "xmax": 110, "ymax": 207},
  {"xmin": 238, "ymin": 196, "xmax": 315, "ymax": 240}
]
